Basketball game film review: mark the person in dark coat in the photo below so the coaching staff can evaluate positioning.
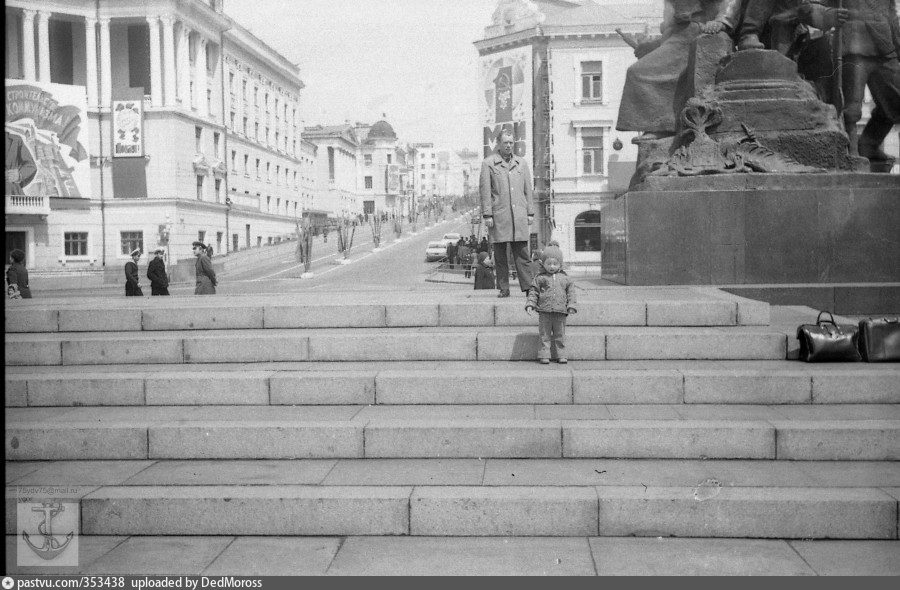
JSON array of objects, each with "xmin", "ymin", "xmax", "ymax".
[
  {"xmin": 478, "ymin": 237, "xmax": 490, "ymax": 253},
  {"xmin": 206, "ymin": 244, "xmax": 214, "ymax": 258},
  {"xmin": 474, "ymin": 251, "xmax": 496, "ymax": 290},
  {"xmin": 446, "ymin": 240, "xmax": 458, "ymax": 269},
  {"xmin": 147, "ymin": 248, "xmax": 169, "ymax": 296},
  {"xmin": 125, "ymin": 249, "xmax": 143, "ymax": 296},
  {"xmin": 480, "ymin": 128, "xmax": 535, "ymax": 297},
  {"xmin": 193, "ymin": 240, "xmax": 217, "ymax": 295},
  {"xmin": 6, "ymin": 248, "xmax": 32, "ymax": 298}
]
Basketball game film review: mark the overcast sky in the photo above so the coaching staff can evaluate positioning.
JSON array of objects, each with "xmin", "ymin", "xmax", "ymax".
[{"xmin": 227, "ymin": 0, "xmax": 498, "ymax": 151}]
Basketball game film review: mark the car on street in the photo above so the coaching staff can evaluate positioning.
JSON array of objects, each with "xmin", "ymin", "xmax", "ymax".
[{"xmin": 425, "ymin": 241, "xmax": 449, "ymax": 262}]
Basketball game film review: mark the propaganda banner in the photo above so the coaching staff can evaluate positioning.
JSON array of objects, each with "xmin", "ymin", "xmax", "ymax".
[
  {"xmin": 5, "ymin": 81, "xmax": 90, "ymax": 198},
  {"xmin": 480, "ymin": 46, "xmax": 531, "ymax": 159},
  {"xmin": 112, "ymin": 99, "xmax": 144, "ymax": 157}
]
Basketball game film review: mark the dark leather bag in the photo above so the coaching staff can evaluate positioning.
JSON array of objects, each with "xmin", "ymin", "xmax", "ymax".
[
  {"xmin": 797, "ymin": 311, "xmax": 862, "ymax": 362},
  {"xmin": 858, "ymin": 317, "xmax": 900, "ymax": 362}
]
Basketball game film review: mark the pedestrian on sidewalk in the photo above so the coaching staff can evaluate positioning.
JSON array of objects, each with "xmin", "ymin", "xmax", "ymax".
[
  {"xmin": 458, "ymin": 240, "xmax": 473, "ymax": 278},
  {"xmin": 474, "ymin": 251, "xmax": 496, "ymax": 290},
  {"xmin": 124, "ymin": 249, "xmax": 143, "ymax": 296},
  {"xmin": 446, "ymin": 239, "xmax": 458, "ymax": 269},
  {"xmin": 323, "ymin": 226, "xmax": 329, "ymax": 243},
  {"xmin": 478, "ymin": 236, "xmax": 490, "ymax": 253},
  {"xmin": 6, "ymin": 248, "xmax": 31, "ymax": 299},
  {"xmin": 525, "ymin": 241, "xmax": 577, "ymax": 364},
  {"xmin": 147, "ymin": 248, "xmax": 169, "ymax": 296},
  {"xmin": 193, "ymin": 241, "xmax": 217, "ymax": 295},
  {"xmin": 480, "ymin": 128, "xmax": 534, "ymax": 298}
]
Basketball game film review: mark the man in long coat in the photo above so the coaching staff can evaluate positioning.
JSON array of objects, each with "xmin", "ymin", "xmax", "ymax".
[
  {"xmin": 480, "ymin": 128, "xmax": 534, "ymax": 297},
  {"xmin": 124, "ymin": 249, "xmax": 143, "ymax": 296},
  {"xmin": 192, "ymin": 240, "xmax": 217, "ymax": 295},
  {"xmin": 147, "ymin": 248, "xmax": 169, "ymax": 296}
]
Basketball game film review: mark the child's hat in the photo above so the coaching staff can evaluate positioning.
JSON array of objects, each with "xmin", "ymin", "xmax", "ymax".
[{"xmin": 540, "ymin": 240, "xmax": 563, "ymax": 264}]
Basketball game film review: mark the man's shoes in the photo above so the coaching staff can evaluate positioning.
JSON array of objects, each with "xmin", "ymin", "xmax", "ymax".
[
  {"xmin": 539, "ymin": 358, "xmax": 550, "ymax": 364},
  {"xmin": 498, "ymin": 290, "xmax": 510, "ymax": 298},
  {"xmin": 557, "ymin": 358, "xmax": 568, "ymax": 364}
]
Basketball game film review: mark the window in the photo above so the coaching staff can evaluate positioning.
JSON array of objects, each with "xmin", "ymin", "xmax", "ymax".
[
  {"xmin": 275, "ymin": 132, "xmax": 280, "ymax": 148},
  {"xmin": 198, "ymin": 230, "xmax": 206, "ymax": 244},
  {"xmin": 207, "ymin": 89, "xmax": 212, "ymax": 112},
  {"xmin": 64, "ymin": 232, "xmax": 88, "ymax": 256},
  {"xmin": 266, "ymin": 162, "xmax": 271, "ymax": 182},
  {"xmin": 421, "ymin": 163, "xmax": 425, "ymax": 169},
  {"xmin": 228, "ymin": 72, "xmax": 234, "ymax": 94},
  {"xmin": 431, "ymin": 164, "xmax": 436, "ymax": 169},
  {"xmin": 242, "ymin": 117, "xmax": 248, "ymax": 136},
  {"xmin": 213, "ymin": 132, "xmax": 220, "ymax": 157},
  {"xmin": 364, "ymin": 154, "xmax": 372, "ymax": 166},
  {"xmin": 196, "ymin": 175, "xmax": 204, "ymax": 200},
  {"xmin": 254, "ymin": 86, "xmax": 258, "ymax": 105},
  {"xmin": 581, "ymin": 127, "xmax": 604, "ymax": 175},
  {"xmin": 230, "ymin": 112, "xmax": 235, "ymax": 129},
  {"xmin": 243, "ymin": 154, "xmax": 249, "ymax": 175},
  {"xmin": 214, "ymin": 178, "xmax": 221, "ymax": 202},
  {"xmin": 275, "ymin": 165, "xmax": 280, "ymax": 184},
  {"xmin": 364, "ymin": 176, "xmax": 373, "ymax": 189},
  {"xmin": 231, "ymin": 150, "xmax": 237, "ymax": 171},
  {"xmin": 195, "ymin": 126, "xmax": 202, "ymax": 152},
  {"xmin": 242, "ymin": 80, "xmax": 247, "ymax": 101},
  {"xmin": 327, "ymin": 147, "xmax": 335, "ymax": 180},
  {"xmin": 255, "ymin": 159, "xmax": 260, "ymax": 178},
  {"xmin": 255, "ymin": 123, "xmax": 259, "ymax": 141},
  {"xmin": 265, "ymin": 127, "xmax": 270, "ymax": 144},
  {"xmin": 266, "ymin": 196, "xmax": 271, "ymax": 211},
  {"xmin": 581, "ymin": 61, "xmax": 603, "ymax": 101},
  {"xmin": 387, "ymin": 154, "xmax": 392, "ymax": 164},
  {"xmin": 120, "ymin": 231, "xmax": 143, "ymax": 256},
  {"xmin": 575, "ymin": 210, "xmax": 603, "ymax": 252}
]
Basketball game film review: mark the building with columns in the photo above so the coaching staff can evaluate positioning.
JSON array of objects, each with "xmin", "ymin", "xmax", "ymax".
[{"xmin": 5, "ymin": 0, "xmax": 316, "ymax": 273}]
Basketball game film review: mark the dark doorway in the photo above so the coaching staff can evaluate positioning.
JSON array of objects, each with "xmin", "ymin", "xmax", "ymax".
[{"xmin": 6, "ymin": 231, "xmax": 27, "ymax": 264}]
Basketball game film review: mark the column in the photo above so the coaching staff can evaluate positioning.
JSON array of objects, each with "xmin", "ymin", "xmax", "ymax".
[
  {"xmin": 178, "ymin": 26, "xmax": 191, "ymax": 106},
  {"xmin": 147, "ymin": 16, "xmax": 162, "ymax": 106},
  {"xmin": 99, "ymin": 18, "xmax": 112, "ymax": 107},
  {"xmin": 84, "ymin": 17, "xmax": 98, "ymax": 106},
  {"xmin": 195, "ymin": 36, "xmax": 208, "ymax": 117},
  {"xmin": 37, "ymin": 10, "xmax": 51, "ymax": 82},
  {"xmin": 160, "ymin": 15, "xmax": 176, "ymax": 106},
  {"xmin": 22, "ymin": 10, "xmax": 36, "ymax": 81}
]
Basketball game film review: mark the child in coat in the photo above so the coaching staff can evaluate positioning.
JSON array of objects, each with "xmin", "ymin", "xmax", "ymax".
[
  {"xmin": 525, "ymin": 241, "xmax": 577, "ymax": 364},
  {"xmin": 473, "ymin": 251, "xmax": 496, "ymax": 290}
]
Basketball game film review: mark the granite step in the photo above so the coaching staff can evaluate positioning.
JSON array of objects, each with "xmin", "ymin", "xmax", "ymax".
[
  {"xmin": 3, "ymin": 294, "xmax": 769, "ymax": 333},
  {"xmin": 4, "ymin": 326, "xmax": 789, "ymax": 366},
  {"xmin": 5, "ymin": 362, "xmax": 899, "ymax": 406},
  {"xmin": 6, "ymin": 408, "xmax": 898, "ymax": 460},
  {"xmin": 63, "ymin": 485, "xmax": 897, "ymax": 538}
]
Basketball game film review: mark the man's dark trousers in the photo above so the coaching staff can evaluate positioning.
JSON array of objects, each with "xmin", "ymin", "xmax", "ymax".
[{"xmin": 493, "ymin": 241, "xmax": 532, "ymax": 293}]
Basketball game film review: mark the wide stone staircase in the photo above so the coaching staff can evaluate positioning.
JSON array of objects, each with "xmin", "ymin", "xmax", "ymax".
[{"xmin": 5, "ymin": 288, "xmax": 899, "ymax": 552}]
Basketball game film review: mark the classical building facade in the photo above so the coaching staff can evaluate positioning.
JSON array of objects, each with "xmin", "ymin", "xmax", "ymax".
[
  {"xmin": 5, "ymin": 0, "xmax": 312, "ymax": 273},
  {"xmin": 475, "ymin": 0, "xmax": 662, "ymax": 264}
]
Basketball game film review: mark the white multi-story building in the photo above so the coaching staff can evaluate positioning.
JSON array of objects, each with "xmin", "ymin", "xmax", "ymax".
[
  {"xmin": 4, "ymin": 0, "xmax": 311, "ymax": 272},
  {"xmin": 475, "ymin": 0, "xmax": 662, "ymax": 263},
  {"xmin": 301, "ymin": 123, "xmax": 361, "ymax": 221}
]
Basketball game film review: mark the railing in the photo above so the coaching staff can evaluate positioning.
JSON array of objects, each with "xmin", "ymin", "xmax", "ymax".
[{"xmin": 6, "ymin": 194, "xmax": 50, "ymax": 215}]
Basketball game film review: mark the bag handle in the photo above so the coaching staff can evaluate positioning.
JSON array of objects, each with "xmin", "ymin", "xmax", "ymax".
[{"xmin": 816, "ymin": 311, "xmax": 836, "ymax": 325}]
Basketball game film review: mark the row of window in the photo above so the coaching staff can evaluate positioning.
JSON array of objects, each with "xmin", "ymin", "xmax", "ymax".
[
  {"xmin": 229, "ymin": 151, "xmax": 313, "ymax": 189},
  {"xmin": 228, "ymin": 112, "xmax": 298, "ymax": 154}
]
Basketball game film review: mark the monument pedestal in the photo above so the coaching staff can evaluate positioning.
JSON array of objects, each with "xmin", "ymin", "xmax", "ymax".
[{"xmin": 601, "ymin": 173, "xmax": 900, "ymax": 313}]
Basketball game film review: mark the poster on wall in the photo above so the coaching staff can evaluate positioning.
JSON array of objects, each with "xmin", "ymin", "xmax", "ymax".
[
  {"xmin": 5, "ymin": 80, "xmax": 90, "ymax": 198},
  {"xmin": 480, "ymin": 47, "xmax": 532, "ymax": 158},
  {"xmin": 112, "ymin": 100, "xmax": 144, "ymax": 157}
]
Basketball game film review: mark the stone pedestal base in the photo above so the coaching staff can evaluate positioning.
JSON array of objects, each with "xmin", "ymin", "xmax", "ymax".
[{"xmin": 601, "ymin": 173, "xmax": 900, "ymax": 312}]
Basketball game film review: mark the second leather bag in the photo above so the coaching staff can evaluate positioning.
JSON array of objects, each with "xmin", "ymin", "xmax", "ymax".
[
  {"xmin": 797, "ymin": 311, "xmax": 862, "ymax": 362},
  {"xmin": 858, "ymin": 317, "xmax": 900, "ymax": 362}
]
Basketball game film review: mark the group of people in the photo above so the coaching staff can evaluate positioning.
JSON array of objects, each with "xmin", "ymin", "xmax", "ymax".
[
  {"xmin": 446, "ymin": 235, "xmax": 491, "ymax": 278},
  {"xmin": 124, "ymin": 241, "xmax": 217, "ymax": 297}
]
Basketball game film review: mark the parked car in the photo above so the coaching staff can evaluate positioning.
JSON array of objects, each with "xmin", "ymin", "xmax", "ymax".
[
  {"xmin": 425, "ymin": 241, "xmax": 448, "ymax": 262},
  {"xmin": 440, "ymin": 232, "xmax": 462, "ymax": 246}
]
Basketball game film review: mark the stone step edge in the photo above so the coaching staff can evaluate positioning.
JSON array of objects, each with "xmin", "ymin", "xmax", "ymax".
[
  {"xmin": 6, "ymin": 367, "xmax": 899, "ymax": 407},
  {"xmin": 5, "ymin": 330, "xmax": 790, "ymax": 366},
  {"xmin": 4, "ymin": 298, "xmax": 769, "ymax": 333},
  {"xmin": 7, "ymin": 420, "xmax": 898, "ymax": 461},
  {"xmin": 70, "ymin": 485, "xmax": 899, "ymax": 539}
]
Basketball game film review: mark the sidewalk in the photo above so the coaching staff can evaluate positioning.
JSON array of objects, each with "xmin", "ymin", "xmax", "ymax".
[{"xmin": 5, "ymin": 535, "xmax": 898, "ymax": 575}]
